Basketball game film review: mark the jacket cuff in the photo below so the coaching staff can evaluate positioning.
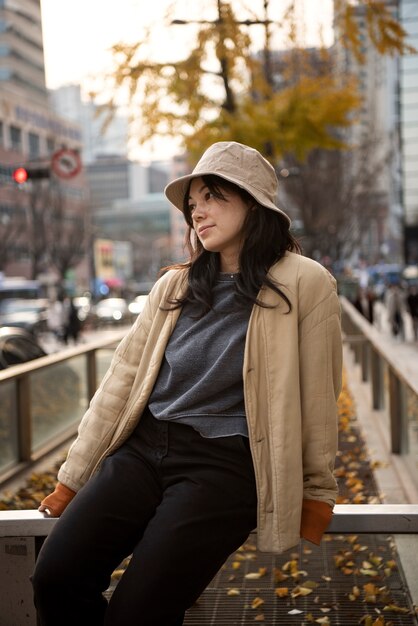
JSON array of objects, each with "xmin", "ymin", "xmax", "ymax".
[
  {"xmin": 40, "ymin": 482, "xmax": 76, "ymax": 517},
  {"xmin": 300, "ymin": 499, "xmax": 333, "ymax": 545}
]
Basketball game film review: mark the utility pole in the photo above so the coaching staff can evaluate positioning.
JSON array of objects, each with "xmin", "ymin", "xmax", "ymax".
[{"xmin": 171, "ymin": 0, "xmax": 275, "ymax": 106}]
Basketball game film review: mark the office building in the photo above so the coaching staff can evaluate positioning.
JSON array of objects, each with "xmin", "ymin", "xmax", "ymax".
[
  {"xmin": 333, "ymin": 0, "xmax": 403, "ymax": 264},
  {"xmin": 49, "ymin": 84, "xmax": 129, "ymax": 164},
  {"xmin": 400, "ymin": 0, "xmax": 418, "ymax": 264}
]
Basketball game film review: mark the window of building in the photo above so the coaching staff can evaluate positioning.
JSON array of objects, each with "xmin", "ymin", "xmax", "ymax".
[
  {"xmin": 28, "ymin": 132, "xmax": 40, "ymax": 158},
  {"xmin": 46, "ymin": 137, "xmax": 55, "ymax": 154},
  {"xmin": 10, "ymin": 125, "xmax": 22, "ymax": 151}
]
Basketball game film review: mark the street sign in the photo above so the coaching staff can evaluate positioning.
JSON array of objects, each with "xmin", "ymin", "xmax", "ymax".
[{"xmin": 51, "ymin": 149, "xmax": 82, "ymax": 179}]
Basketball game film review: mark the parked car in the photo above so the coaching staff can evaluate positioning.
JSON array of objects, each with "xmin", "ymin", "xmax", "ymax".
[
  {"xmin": 128, "ymin": 295, "xmax": 148, "ymax": 317},
  {"xmin": 0, "ymin": 298, "xmax": 49, "ymax": 337},
  {"xmin": 93, "ymin": 298, "xmax": 131, "ymax": 326},
  {"xmin": 0, "ymin": 326, "xmax": 47, "ymax": 369}
]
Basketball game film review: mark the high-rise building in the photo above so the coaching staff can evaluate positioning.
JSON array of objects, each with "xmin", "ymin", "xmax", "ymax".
[
  {"xmin": 333, "ymin": 0, "xmax": 403, "ymax": 264},
  {"xmin": 400, "ymin": 0, "xmax": 418, "ymax": 264},
  {"xmin": 49, "ymin": 84, "xmax": 129, "ymax": 164},
  {"xmin": 0, "ymin": 0, "xmax": 47, "ymax": 106}
]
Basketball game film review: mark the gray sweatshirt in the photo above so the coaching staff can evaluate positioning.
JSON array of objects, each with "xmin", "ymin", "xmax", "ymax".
[{"xmin": 148, "ymin": 273, "xmax": 252, "ymax": 438}]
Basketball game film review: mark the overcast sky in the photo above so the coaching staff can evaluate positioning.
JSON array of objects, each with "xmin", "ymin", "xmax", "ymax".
[{"xmin": 40, "ymin": 0, "xmax": 333, "ymax": 91}]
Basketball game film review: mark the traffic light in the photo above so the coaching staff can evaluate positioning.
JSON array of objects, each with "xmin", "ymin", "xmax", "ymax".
[
  {"xmin": 12, "ymin": 167, "xmax": 28, "ymax": 184},
  {"xmin": 12, "ymin": 166, "xmax": 50, "ymax": 184}
]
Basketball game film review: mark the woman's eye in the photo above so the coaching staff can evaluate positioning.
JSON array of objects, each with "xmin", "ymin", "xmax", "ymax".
[
  {"xmin": 204, "ymin": 191, "xmax": 213, "ymax": 201},
  {"xmin": 188, "ymin": 204, "xmax": 196, "ymax": 214}
]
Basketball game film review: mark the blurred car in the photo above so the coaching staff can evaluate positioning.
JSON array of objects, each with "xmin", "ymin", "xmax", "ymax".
[
  {"xmin": 0, "ymin": 326, "xmax": 47, "ymax": 369},
  {"xmin": 366, "ymin": 264, "xmax": 402, "ymax": 299},
  {"xmin": 0, "ymin": 298, "xmax": 49, "ymax": 337},
  {"xmin": 128, "ymin": 295, "xmax": 148, "ymax": 317},
  {"xmin": 93, "ymin": 298, "xmax": 131, "ymax": 326},
  {"xmin": 73, "ymin": 295, "xmax": 93, "ymax": 324},
  {"xmin": 403, "ymin": 265, "xmax": 418, "ymax": 285}
]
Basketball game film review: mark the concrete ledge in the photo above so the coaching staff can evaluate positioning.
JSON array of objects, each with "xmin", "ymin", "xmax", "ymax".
[
  {"xmin": 0, "ymin": 510, "xmax": 58, "ymax": 537},
  {"xmin": 1, "ymin": 505, "xmax": 418, "ymax": 537}
]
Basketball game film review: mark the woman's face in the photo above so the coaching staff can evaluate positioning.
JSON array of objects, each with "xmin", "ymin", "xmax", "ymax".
[{"xmin": 188, "ymin": 177, "xmax": 251, "ymax": 272}]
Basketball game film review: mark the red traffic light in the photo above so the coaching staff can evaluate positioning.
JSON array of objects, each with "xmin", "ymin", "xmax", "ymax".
[{"xmin": 12, "ymin": 167, "xmax": 28, "ymax": 184}]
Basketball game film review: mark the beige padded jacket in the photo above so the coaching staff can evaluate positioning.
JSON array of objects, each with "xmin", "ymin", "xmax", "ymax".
[{"xmin": 58, "ymin": 252, "xmax": 342, "ymax": 554}]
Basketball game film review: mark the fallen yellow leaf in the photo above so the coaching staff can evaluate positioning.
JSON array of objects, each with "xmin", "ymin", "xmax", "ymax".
[
  {"xmin": 227, "ymin": 588, "xmax": 240, "ymax": 596},
  {"xmin": 360, "ymin": 568, "xmax": 379, "ymax": 577},
  {"xmin": 383, "ymin": 604, "xmax": 410, "ymax": 613},
  {"xmin": 251, "ymin": 597, "xmax": 265, "ymax": 609},
  {"xmin": 291, "ymin": 585, "xmax": 313, "ymax": 598},
  {"xmin": 275, "ymin": 587, "xmax": 289, "ymax": 598}
]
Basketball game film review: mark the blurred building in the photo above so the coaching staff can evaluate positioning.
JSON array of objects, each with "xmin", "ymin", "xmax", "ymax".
[
  {"xmin": 85, "ymin": 156, "xmax": 174, "ymax": 289},
  {"xmin": 0, "ymin": 0, "xmax": 89, "ymax": 292},
  {"xmin": 49, "ymin": 84, "xmax": 129, "ymax": 164},
  {"xmin": 333, "ymin": 0, "xmax": 403, "ymax": 265},
  {"xmin": 399, "ymin": 0, "xmax": 418, "ymax": 265},
  {"xmin": 167, "ymin": 153, "xmax": 189, "ymax": 264},
  {"xmin": 0, "ymin": 0, "xmax": 47, "ymax": 107}
]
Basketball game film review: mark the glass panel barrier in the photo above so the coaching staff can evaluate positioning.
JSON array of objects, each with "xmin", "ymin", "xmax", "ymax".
[
  {"xmin": 30, "ymin": 356, "xmax": 88, "ymax": 451},
  {"xmin": 0, "ymin": 380, "xmax": 18, "ymax": 472}
]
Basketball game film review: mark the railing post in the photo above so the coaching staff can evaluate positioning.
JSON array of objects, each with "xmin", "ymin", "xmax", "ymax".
[
  {"xmin": 370, "ymin": 348, "xmax": 384, "ymax": 410},
  {"xmin": 361, "ymin": 341, "xmax": 369, "ymax": 382},
  {"xmin": 388, "ymin": 367, "xmax": 407, "ymax": 455},
  {"xmin": 86, "ymin": 350, "xmax": 97, "ymax": 401},
  {"xmin": 16, "ymin": 374, "xmax": 32, "ymax": 462}
]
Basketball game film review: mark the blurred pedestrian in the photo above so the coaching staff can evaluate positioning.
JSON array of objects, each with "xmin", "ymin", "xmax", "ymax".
[
  {"xmin": 353, "ymin": 287, "xmax": 368, "ymax": 318},
  {"xmin": 32, "ymin": 141, "xmax": 342, "ymax": 626},
  {"xmin": 385, "ymin": 283, "xmax": 406, "ymax": 339},
  {"xmin": 353, "ymin": 287, "xmax": 375, "ymax": 324},
  {"xmin": 63, "ymin": 297, "xmax": 82, "ymax": 344},
  {"xmin": 366, "ymin": 287, "xmax": 376, "ymax": 324},
  {"xmin": 406, "ymin": 285, "xmax": 418, "ymax": 341},
  {"xmin": 46, "ymin": 294, "xmax": 66, "ymax": 343}
]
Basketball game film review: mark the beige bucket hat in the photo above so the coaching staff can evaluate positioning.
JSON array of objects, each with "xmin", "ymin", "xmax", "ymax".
[{"xmin": 164, "ymin": 141, "xmax": 290, "ymax": 226}]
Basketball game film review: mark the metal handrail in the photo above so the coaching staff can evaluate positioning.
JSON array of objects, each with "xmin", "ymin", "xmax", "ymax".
[
  {"xmin": 340, "ymin": 296, "xmax": 418, "ymax": 396},
  {"xmin": 0, "ymin": 329, "xmax": 127, "ymax": 486},
  {"xmin": 340, "ymin": 296, "xmax": 418, "ymax": 459}
]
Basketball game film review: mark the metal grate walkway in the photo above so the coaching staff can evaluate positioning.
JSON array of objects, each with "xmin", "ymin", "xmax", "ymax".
[{"xmin": 182, "ymin": 533, "xmax": 417, "ymax": 625}]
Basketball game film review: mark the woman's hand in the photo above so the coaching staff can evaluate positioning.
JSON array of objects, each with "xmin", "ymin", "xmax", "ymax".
[{"xmin": 38, "ymin": 483, "xmax": 76, "ymax": 517}]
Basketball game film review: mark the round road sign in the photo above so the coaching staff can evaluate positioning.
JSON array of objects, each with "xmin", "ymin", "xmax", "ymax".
[{"xmin": 51, "ymin": 149, "xmax": 82, "ymax": 179}]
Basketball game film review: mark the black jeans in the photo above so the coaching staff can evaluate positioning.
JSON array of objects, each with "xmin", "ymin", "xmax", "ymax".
[{"xmin": 32, "ymin": 409, "xmax": 257, "ymax": 626}]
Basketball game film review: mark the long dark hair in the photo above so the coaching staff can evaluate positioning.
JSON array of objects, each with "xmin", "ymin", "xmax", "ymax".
[{"xmin": 162, "ymin": 175, "xmax": 302, "ymax": 316}]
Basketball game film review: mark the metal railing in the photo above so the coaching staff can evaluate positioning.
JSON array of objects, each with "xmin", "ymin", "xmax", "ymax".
[
  {"xmin": 340, "ymin": 296, "xmax": 418, "ymax": 465},
  {"xmin": 0, "ymin": 329, "xmax": 127, "ymax": 487}
]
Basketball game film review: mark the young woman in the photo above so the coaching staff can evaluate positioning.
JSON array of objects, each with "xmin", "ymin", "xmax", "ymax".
[{"xmin": 32, "ymin": 141, "xmax": 342, "ymax": 626}]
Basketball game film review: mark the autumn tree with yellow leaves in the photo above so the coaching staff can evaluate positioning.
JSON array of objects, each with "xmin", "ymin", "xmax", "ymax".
[{"xmin": 97, "ymin": 0, "xmax": 412, "ymax": 163}]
